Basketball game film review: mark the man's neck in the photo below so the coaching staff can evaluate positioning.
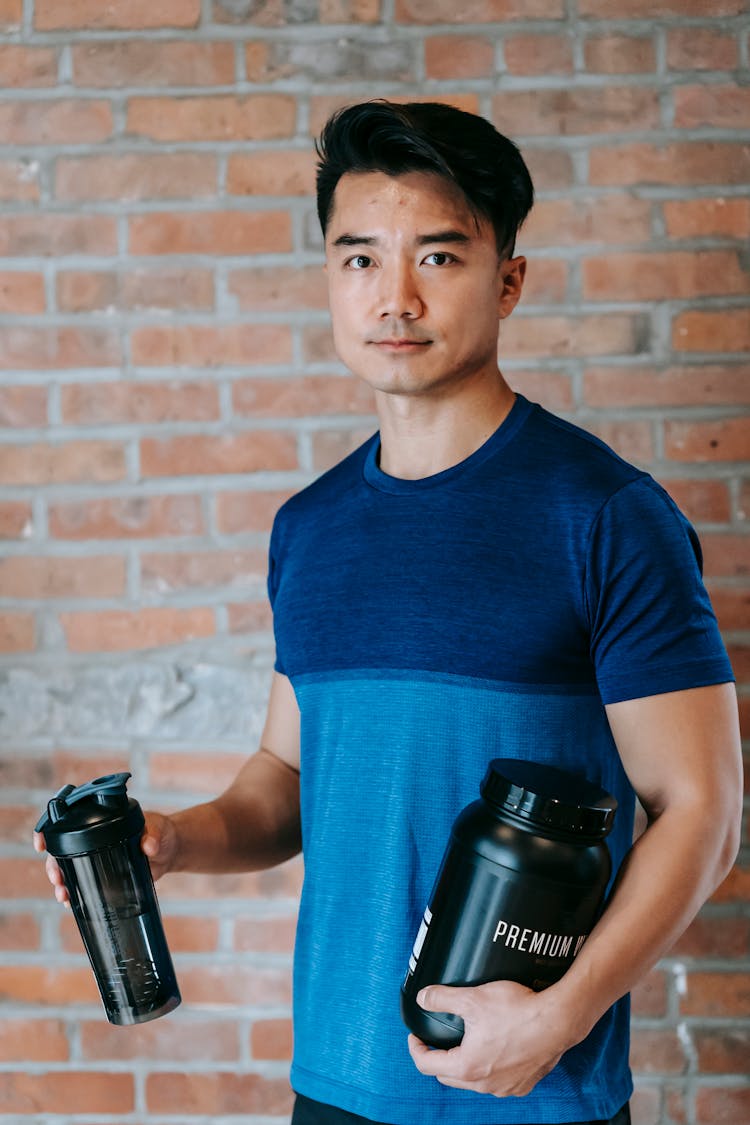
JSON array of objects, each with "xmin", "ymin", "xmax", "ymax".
[{"xmin": 376, "ymin": 375, "xmax": 516, "ymax": 481}]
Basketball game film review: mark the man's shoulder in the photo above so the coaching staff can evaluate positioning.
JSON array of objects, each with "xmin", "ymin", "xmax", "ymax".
[{"xmin": 273, "ymin": 430, "xmax": 377, "ymax": 530}]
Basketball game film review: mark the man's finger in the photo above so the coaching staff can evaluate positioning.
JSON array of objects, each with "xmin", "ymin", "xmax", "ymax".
[
  {"xmin": 416, "ymin": 984, "xmax": 472, "ymax": 1017},
  {"xmin": 407, "ymin": 1034, "xmax": 464, "ymax": 1078}
]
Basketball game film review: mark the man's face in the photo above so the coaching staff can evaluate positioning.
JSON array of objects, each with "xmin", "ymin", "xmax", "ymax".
[{"xmin": 324, "ymin": 170, "xmax": 525, "ymax": 401}]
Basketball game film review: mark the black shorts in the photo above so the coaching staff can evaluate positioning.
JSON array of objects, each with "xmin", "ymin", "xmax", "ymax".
[{"xmin": 291, "ymin": 1092, "xmax": 631, "ymax": 1125}]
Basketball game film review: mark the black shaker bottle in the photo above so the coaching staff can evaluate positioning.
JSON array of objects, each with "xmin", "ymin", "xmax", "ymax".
[
  {"xmin": 36, "ymin": 771, "xmax": 181, "ymax": 1025},
  {"xmin": 401, "ymin": 758, "xmax": 617, "ymax": 1048}
]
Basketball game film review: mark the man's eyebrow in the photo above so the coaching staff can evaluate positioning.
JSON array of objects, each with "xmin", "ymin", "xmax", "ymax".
[{"xmin": 331, "ymin": 230, "xmax": 472, "ymax": 248}]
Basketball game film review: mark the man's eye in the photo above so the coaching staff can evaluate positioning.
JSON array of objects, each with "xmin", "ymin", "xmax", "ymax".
[
  {"xmin": 424, "ymin": 252, "xmax": 455, "ymax": 266},
  {"xmin": 346, "ymin": 255, "xmax": 373, "ymax": 270}
]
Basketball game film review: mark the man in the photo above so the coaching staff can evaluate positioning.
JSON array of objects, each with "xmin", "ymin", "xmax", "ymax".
[{"xmin": 38, "ymin": 101, "xmax": 742, "ymax": 1125}]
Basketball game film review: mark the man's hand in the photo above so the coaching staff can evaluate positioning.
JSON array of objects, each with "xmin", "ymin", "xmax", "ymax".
[
  {"xmin": 33, "ymin": 810, "xmax": 179, "ymax": 907},
  {"xmin": 407, "ymin": 980, "xmax": 572, "ymax": 1097}
]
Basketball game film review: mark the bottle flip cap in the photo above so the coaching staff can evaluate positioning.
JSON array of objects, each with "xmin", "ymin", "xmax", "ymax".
[
  {"xmin": 480, "ymin": 758, "xmax": 617, "ymax": 839},
  {"xmin": 36, "ymin": 772, "xmax": 145, "ymax": 857}
]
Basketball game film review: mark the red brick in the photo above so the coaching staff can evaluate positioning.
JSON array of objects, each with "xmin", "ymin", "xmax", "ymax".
[
  {"xmin": 227, "ymin": 600, "xmax": 273, "ymax": 633},
  {"xmin": 55, "ymin": 153, "xmax": 217, "ymax": 202},
  {"xmin": 0, "ymin": 856, "xmax": 55, "ymax": 896},
  {"xmin": 141, "ymin": 431, "xmax": 297, "ymax": 477},
  {"xmin": 49, "ymin": 494, "xmax": 204, "ymax": 541},
  {"xmin": 308, "ymin": 92, "xmax": 480, "ymax": 137},
  {"xmin": 227, "ymin": 150, "xmax": 316, "ymax": 196},
  {"xmin": 0, "ymin": 0, "xmax": 21, "ymax": 25},
  {"xmin": 0, "ymin": 555, "xmax": 125, "ymax": 599},
  {"xmin": 163, "ymin": 857, "xmax": 303, "ymax": 901},
  {"xmin": 665, "ymin": 417, "xmax": 750, "ymax": 462},
  {"xmin": 670, "ymin": 913, "xmax": 750, "ymax": 958},
  {"xmin": 0, "ymin": 214, "xmax": 117, "ymax": 256},
  {"xmin": 504, "ymin": 34, "xmax": 573, "ymax": 75},
  {"xmin": 61, "ymin": 607, "xmax": 215, "ymax": 653},
  {"xmin": 35, "ymin": 0, "xmax": 199, "ymax": 28},
  {"xmin": 396, "ymin": 0, "xmax": 564, "ymax": 19},
  {"xmin": 694, "ymin": 1028, "xmax": 750, "ymax": 1073},
  {"xmin": 520, "ymin": 196, "xmax": 652, "ymax": 247},
  {"xmin": 233, "ymin": 375, "xmax": 375, "ymax": 418},
  {"xmin": 589, "ymin": 142, "xmax": 750, "ymax": 186},
  {"xmin": 659, "ymin": 479, "xmax": 731, "ymax": 523},
  {"xmin": 251, "ymin": 1017, "xmax": 293, "ymax": 1061},
  {"xmin": 0, "ymin": 100, "xmax": 112, "ymax": 145},
  {"xmin": 584, "ymin": 35, "xmax": 655, "ymax": 73},
  {"xmin": 667, "ymin": 28, "xmax": 738, "ymax": 71},
  {"xmin": 709, "ymin": 588, "xmax": 750, "ymax": 632},
  {"xmin": 493, "ymin": 87, "xmax": 659, "ymax": 136},
  {"xmin": 235, "ymin": 915, "xmax": 297, "ymax": 954},
  {"xmin": 710, "ymin": 861, "xmax": 750, "ymax": 903},
  {"xmin": 579, "ymin": 0, "xmax": 743, "ymax": 13},
  {"xmin": 675, "ymin": 85, "xmax": 750, "ymax": 129},
  {"xmin": 631, "ymin": 970, "xmax": 668, "ymax": 1018},
  {"xmin": 127, "ymin": 95, "xmax": 296, "ymax": 141},
  {"xmin": 51, "ymin": 748, "xmax": 130, "ymax": 788},
  {"xmin": 148, "ymin": 751, "xmax": 247, "ymax": 793},
  {"xmin": 501, "ymin": 314, "xmax": 645, "ymax": 358},
  {"xmin": 0, "ymin": 385, "xmax": 47, "ymax": 425},
  {"xmin": 630, "ymin": 1085, "xmax": 661, "ymax": 1125},
  {"xmin": 0, "ymin": 500, "xmax": 32, "ymax": 539},
  {"xmin": 214, "ymin": 0, "xmax": 379, "ymax": 20},
  {"xmin": 0, "ymin": 44, "xmax": 57, "ymax": 86},
  {"xmin": 228, "ymin": 265, "xmax": 326, "ymax": 311},
  {"xmin": 0, "ymin": 912, "xmax": 40, "ymax": 950},
  {"xmin": 61, "ymin": 380, "xmax": 220, "ymax": 425},
  {"xmin": 424, "ymin": 35, "xmax": 495, "ymax": 79},
  {"xmin": 589, "ymin": 419, "xmax": 654, "ymax": 464},
  {"xmin": 584, "ymin": 250, "xmax": 749, "ymax": 301},
  {"xmin": 696, "ymin": 1086, "xmax": 750, "ymax": 1123},
  {"xmin": 664, "ymin": 198, "xmax": 750, "ymax": 240},
  {"xmin": 522, "ymin": 149, "xmax": 575, "ymax": 191},
  {"xmin": 520, "ymin": 258, "xmax": 568, "ymax": 304},
  {"xmin": 312, "ymin": 426, "xmax": 380, "ymax": 472},
  {"xmin": 129, "ymin": 210, "xmax": 291, "ymax": 256},
  {"xmin": 0, "ymin": 612, "xmax": 34, "ymax": 651},
  {"xmin": 0, "ymin": 441, "xmax": 125, "ymax": 485},
  {"xmin": 727, "ymin": 641, "xmax": 750, "ymax": 682},
  {"xmin": 141, "ymin": 549, "xmax": 266, "ymax": 593},
  {"xmin": 0, "ymin": 1072, "xmax": 134, "ymax": 1114},
  {"xmin": 700, "ymin": 534, "xmax": 749, "ymax": 578},
  {"xmin": 146, "ymin": 1072, "xmax": 293, "ymax": 1116},
  {"xmin": 681, "ymin": 971, "xmax": 750, "ymax": 1017},
  {"xmin": 630, "ymin": 1029, "xmax": 687, "ymax": 1075},
  {"xmin": 505, "ymin": 371, "xmax": 574, "ymax": 412},
  {"xmin": 0, "ymin": 1019, "xmax": 69, "ymax": 1062},
  {"xmin": 673, "ymin": 310, "xmax": 750, "ymax": 353},
  {"xmin": 0, "ymin": 804, "xmax": 41, "ymax": 844},
  {"xmin": 319, "ymin": 0, "xmax": 380, "ymax": 19},
  {"xmin": 216, "ymin": 489, "xmax": 292, "ymax": 534},
  {"xmin": 0, "ymin": 325, "xmax": 119, "ymax": 369},
  {"xmin": 80, "ymin": 1016, "xmax": 235, "ymax": 1061},
  {"xmin": 163, "ymin": 915, "xmax": 221, "ymax": 954},
  {"xmin": 0, "ymin": 272, "xmax": 45, "ymax": 314},
  {"xmin": 72, "ymin": 40, "xmax": 233, "ymax": 86},
  {"xmin": 57, "ymin": 268, "xmax": 215, "ymax": 313},
  {"xmin": 0, "ymin": 159, "xmax": 40, "ymax": 203},
  {"xmin": 175, "ymin": 963, "xmax": 293, "ymax": 1006},
  {"xmin": 131, "ymin": 324, "xmax": 292, "ymax": 367},
  {"xmin": 584, "ymin": 366, "xmax": 750, "ymax": 409}
]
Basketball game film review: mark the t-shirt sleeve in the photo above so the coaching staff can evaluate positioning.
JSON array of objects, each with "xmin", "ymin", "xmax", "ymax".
[
  {"xmin": 585, "ymin": 477, "xmax": 734, "ymax": 705},
  {"xmin": 267, "ymin": 509, "xmax": 286, "ymax": 676}
]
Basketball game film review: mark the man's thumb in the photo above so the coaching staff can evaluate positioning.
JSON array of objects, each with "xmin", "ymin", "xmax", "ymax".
[{"xmin": 417, "ymin": 984, "xmax": 470, "ymax": 1016}]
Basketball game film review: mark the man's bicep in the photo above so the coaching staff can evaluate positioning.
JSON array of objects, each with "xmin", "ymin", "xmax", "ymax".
[
  {"xmin": 260, "ymin": 670, "xmax": 301, "ymax": 772},
  {"xmin": 605, "ymin": 682, "xmax": 742, "ymax": 824}
]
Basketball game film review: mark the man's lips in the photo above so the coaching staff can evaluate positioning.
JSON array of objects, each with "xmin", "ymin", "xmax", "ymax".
[{"xmin": 370, "ymin": 338, "xmax": 432, "ymax": 348}]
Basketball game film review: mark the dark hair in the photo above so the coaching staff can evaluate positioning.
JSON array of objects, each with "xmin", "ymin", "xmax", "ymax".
[{"xmin": 315, "ymin": 99, "xmax": 534, "ymax": 258}]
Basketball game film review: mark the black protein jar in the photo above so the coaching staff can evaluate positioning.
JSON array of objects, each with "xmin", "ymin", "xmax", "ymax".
[{"xmin": 401, "ymin": 758, "xmax": 617, "ymax": 1048}]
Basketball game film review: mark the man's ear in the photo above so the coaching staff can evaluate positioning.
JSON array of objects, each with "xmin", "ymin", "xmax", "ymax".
[{"xmin": 498, "ymin": 255, "xmax": 526, "ymax": 321}]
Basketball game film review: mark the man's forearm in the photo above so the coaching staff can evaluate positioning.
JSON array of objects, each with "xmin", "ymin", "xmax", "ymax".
[
  {"xmin": 166, "ymin": 747, "xmax": 302, "ymax": 876},
  {"xmin": 547, "ymin": 799, "xmax": 739, "ymax": 1047}
]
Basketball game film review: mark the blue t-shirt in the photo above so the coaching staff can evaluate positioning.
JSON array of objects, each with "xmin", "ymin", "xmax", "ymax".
[{"xmin": 268, "ymin": 394, "xmax": 733, "ymax": 1125}]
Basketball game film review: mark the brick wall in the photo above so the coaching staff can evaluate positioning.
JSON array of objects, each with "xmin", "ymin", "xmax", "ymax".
[{"xmin": 0, "ymin": 2, "xmax": 747, "ymax": 1123}]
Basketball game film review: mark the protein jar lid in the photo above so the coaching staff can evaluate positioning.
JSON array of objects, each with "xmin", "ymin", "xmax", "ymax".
[{"xmin": 480, "ymin": 758, "xmax": 617, "ymax": 839}]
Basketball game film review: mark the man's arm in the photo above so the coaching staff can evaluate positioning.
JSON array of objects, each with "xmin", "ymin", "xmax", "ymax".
[
  {"xmin": 409, "ymin": 681, "xmax": 743, "ymax": 1097},
  {"xmin": 36, "ymin": 671, "xmax": 302, "ymax": 899}
]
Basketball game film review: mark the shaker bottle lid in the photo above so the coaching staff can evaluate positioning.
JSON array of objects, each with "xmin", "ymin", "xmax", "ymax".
[
  {"xmin": 480, "ymin": 758, "xmax": 617, "ymax": 839},
  {"xmin": 35, "ymin": 772, "xmax": 145, "ymax": 856}
]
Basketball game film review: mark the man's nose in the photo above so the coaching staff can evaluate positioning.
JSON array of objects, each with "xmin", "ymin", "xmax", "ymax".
[{"xmin": 377, "ymin": 262, "xmax": 423, "ymax": 319}]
